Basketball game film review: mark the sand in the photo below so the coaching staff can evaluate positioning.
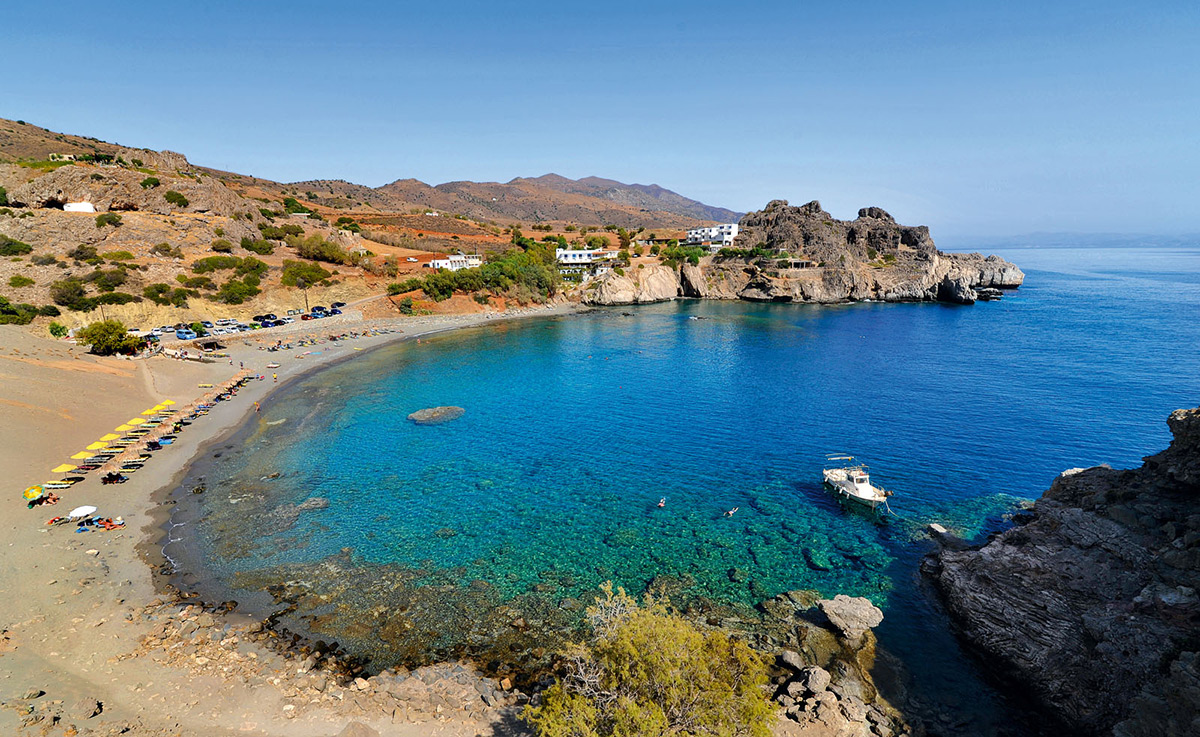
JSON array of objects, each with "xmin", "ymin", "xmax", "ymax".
[{"xmin": 0, "ymin": 305, "xmax": 579, "ymax": 736}]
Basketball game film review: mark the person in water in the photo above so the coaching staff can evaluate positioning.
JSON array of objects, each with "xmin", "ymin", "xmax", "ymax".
[
  {"xmin": 657, "ymin": 498, "xmax": 666, "ymax": 508},
  {"xmin": 724, "ymin": 507, "xmax": 739, "ymax": 517}
]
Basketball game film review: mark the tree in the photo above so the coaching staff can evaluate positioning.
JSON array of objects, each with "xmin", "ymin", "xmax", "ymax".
[
  {"xmin": 524, "ymin": 584, "xmax": 773, "ymax": 737},
  {"xmin": 95, "ymin": 212, "xmax": 122, "ymax": 228},
  {"xmin": 75, "ymin": 320, "xmax": 142, "ymax": 355},
  {"xmin": 49, "ymin": 322, "xmax": 68, "ymax": 338},
  {"xmin": 140, "ymin": 177, "xmax": 160, "ymax": 189}
]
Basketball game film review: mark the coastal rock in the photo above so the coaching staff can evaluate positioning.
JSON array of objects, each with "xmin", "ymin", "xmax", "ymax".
[
  {"xmin": 928, "ymin": 407, "xmax": 1200, "ymax": 735},
  {"xmin": 407, "ymin": 406, "xmax": 465, "ymax": 425},
  {"xmin": 584, "ymin": 200, "xmax": 1022, "ymax": 307},
  {"xmin": 817, "ymin": 595, "xmax": 884, "ymax": 647},
  {"xmin": 582, "ymin": 264, "xmax": 679, "ymax": 305}
]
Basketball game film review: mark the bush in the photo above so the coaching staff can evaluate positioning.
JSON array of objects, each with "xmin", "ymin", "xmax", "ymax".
[
  {"xmin": 282, "ymin": 197, "xmax": 311, "ymax": 214},
  {"xmin": 0, "ymin": 186, "xmax": 7, "ymax": 206},
  {"xmin": 163, "ymin": 190, "xmax": 189, "ymax": 208},
  {"xmin": 75, "ymin": 320, "xmax": 143, "ymax": 355},
  {"xmin": 0, "ymin": 296, "xmax": 40, "ymax": 324},
  {"xmin": 209, "ymin": 277, "xmax": 261, "ymax": 304},
  {"xmin": 31, "ymin": 254, "xmax": 59, "ymax": 266},
  {"xmin": 387, "ymin": 278, "xmax": 424, "ymax": 296},
  {"xmin": 258, "ymin": 223, "xmax": 303, "ymax": 240},
  {"xmin": 9, "ymin": 274, "xmax": 35, "ymax": 288},
  {"xmin": 177, "ymin": 275, "xmax": 215, "ymax": 290},
  {"xmin": 397, "ymin": 296, "xmax": 414, "ymax": 315},
  {"xmin": 82, "ymin": 268, "xmax": 128, "ymax": 292},
  {"xmin": 38, "ymin": 304, "xmax": 60, "ymax": 316},
  {"xmin": 866, "ymin": 247, "xmax": 878, "ymax": 260},
  {"xmin": 49, "ymin": 321, "xmax": 68, "ymax": 338},
  {"xmin": 612, "ymin": 266, "xmax": 625, "ymax": 276},
  {"xmin": 0, "ymin": 234, "xmax": 33, "ymax": 256},
  {"xmin": 192, "ymin": 255, "xmax": 267, "ymax": 277},
  {"xmin": 190, "ymin": 321, "xmax": 208, "ymax": 337},
  {"xmin": 240, "ymin": 238, "xmax": 275, "ymax": 255},
  {"xmin": 288, "ymin": 234, "xmax": 352, "ymax": 265},
  {"xmin": 524, "ymin": 583, "xmax": 773, "ymax": 737},
  {"xmin": 144, "ymin": 283, "xmax": 193, "ymax": 307},
  {"xmin": 104, "ymin": 250, "xmax": 136, "ymax": 261},
  {"xmin": 67, "ymin": 244, "xmax": 100, "ymax": 263},
  {"xmin": 210, "ymin": 239, "xmax": 233, "ymax": 253},
  {"xmin": 281, "ymin": 259, "xmax": 332, "ymax": 287},
  {"xmin": 95, "ymin": 212, "xmax": 123, "ymax": 228},
  {"xmin": 50, "ymin": 278, "xmax": 93, "ymax": 310}
]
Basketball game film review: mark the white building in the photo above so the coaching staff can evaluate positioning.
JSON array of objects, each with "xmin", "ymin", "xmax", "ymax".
[
  {"xmin": 425, "ymin": 253, "xmax": 483, "ymax": 271},
  {"xmin": 64, "ymin": 202, "xmax": 97, "ymax": 213},
  {"xmin": 555, "ymin": 248, "xmax": 618, "ymax": 278},
  {"xmin": 686, "ymin": 223, "xmax": 739, "ymax": 248}
]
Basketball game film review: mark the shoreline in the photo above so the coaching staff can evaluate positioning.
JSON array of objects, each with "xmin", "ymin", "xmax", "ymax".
[{"xmin": 0, "ymin": 303, "xmax": 584, "ymax": 737}]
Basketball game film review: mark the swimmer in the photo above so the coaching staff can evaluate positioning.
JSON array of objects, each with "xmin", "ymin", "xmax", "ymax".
[
  {"xmin": 657, "ymin": 498, "xmax": 666, "ymax": 508},
  {"xmin": 723, "ymin": 507, "xmax": 739, "ymax": 518}
]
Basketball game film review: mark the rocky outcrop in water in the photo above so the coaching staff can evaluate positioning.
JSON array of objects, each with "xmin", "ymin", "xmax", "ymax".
[
  {"xmin": 407, "ymin": 406, "xmax": 465, "ymax": 425},
  {"xmin": 587, "ymin": 200, "xmax": 1023, "ymax": 306},
  {"xmin": 926, "ymin": 407, "xmax": 1200, "ymax": 736}
]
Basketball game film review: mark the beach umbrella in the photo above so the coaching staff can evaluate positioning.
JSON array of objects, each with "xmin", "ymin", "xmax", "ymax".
[
  {"xmin": 127, "ymin": 418, "xmax": 145, "ymax": 425},
  {"xmin": 161, "ymin": 399, "xmax": 176, "ymax": 406},
  {"xmin": 99, "ymin": 433, "xmax": 119, "ymax": 441},
  {"xmin": 86, "ymin": 442, "xmax": 107, "ymax": 450},
  {"xmin": 71, "ymin": 452, "xmax": 92, "ymax": 460},
  {"xmin": 23, "ymin": 485, "xmax": 44, "ymax": 501},
  {"xmin": 68, "ymin": 505, "xmax": 97, "ymax": 519},
  {"xmin": 114, "ymin": 424, "xmax": 132, "ymax": 432},
  {"xmin": 51, "ymin": 463, "xmax": 76, "ymax": 474},
  {"xmin": 141, "ymin": 409, "xmax": 158, "ymax": 416}
]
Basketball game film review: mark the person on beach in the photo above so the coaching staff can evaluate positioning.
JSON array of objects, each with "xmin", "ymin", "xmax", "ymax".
[
  {"xmin": 273, "ymin": 373, "xmax": 277, "ymax": 383},
  {"xmin": 254, "ymin": 401, "xmax": 260, "ymax": 413},
  {"xmin": 724, "ymin": 507, "xmax": 739, "ymax": 518}
]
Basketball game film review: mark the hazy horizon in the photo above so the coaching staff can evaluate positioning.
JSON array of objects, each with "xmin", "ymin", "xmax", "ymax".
[{"xmin": 6, "ymin": 0, "xmax": 1197, "ymax": 238}]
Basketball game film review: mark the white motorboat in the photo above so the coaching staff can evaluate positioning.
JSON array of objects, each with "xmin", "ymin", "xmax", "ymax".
[{"xmin": 822, "ymin": 456, "xmax": 892, "ymax": 510}]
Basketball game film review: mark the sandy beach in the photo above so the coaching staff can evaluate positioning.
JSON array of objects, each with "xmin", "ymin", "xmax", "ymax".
[{"xmin": 0, "ymin": 304, "xmax": 581, "ymax": 737}]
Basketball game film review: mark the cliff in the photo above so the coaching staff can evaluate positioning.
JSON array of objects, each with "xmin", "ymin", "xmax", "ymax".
[
  {"xmin": 584, "ymin": 200, "xmax": 1023, "ymax": 306},
  {"xmin": 926, "ymin": 407, "xmax": 1200, "ymax": 736}
]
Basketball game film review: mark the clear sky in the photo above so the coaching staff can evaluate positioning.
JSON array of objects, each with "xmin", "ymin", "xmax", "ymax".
[{"xmin": 4, "ymin": 1, "xmax": 1197, "ymax": 238}]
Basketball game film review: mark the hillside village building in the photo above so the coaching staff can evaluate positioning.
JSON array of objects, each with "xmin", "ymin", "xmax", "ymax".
[
  {"xmin": 686, "ymin": 223, "xmax": 739, "ymax": 249},
  {"xmin": 555, "ymin": 247, "xmax": 618, "ymax": 278},
  {"xmin": 422, "ymin": 253, "xmax": 483, "ymax": 271}
]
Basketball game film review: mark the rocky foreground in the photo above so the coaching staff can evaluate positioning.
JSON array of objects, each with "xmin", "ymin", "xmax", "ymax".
[
  {"xmin": 584, "ymin": 200, "xmax": 1023, "ymax": 306},
  {"xmin": 926, "ymin": 407, "xmax": 1200, "ymax": 736}
]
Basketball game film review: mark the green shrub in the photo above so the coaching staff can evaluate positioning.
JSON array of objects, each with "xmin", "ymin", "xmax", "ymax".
[
  {"xmin": 282, "ymin": 197, "xmax": 311, "ymax": 214},
  {"xmin": 177, "ymin": 275, "xmax": 216, "ymax": 290},
  {"xmin": 210, "ymin": 239, "xmax": 233, "ymax": 253},
  {"xmin": 144, "ymin": 283, "xmax": 194, "ymax": 307},
  {"xmin": 0, "ymin": 296, "xmax": 40, "ymax": 324},
  {"xmin": 258, "ymin": 223, "xmax": 303, "ymax": 240},
  {"xmin": 240, "ymin": 238, "xmax": 275, "ymax": 255},
  {"xmin": 387, "ymin": 278, "xmax": 424, "ymax": 296},
  {"xmin": 39, "ymin": 304, "xmax": 61, "ymax": 316},
  {"xmin": 209, "ymin": 277, "xmax": 261, "ymax": 304},
  {"xmin": 281, "ymin": 259, "xmax": 332, "ymax": 287},
  {"xmin": 214, "ymin": 227, "xmax": 225, "ymax": 237},
  {"xmin": 163, "ymin": 190, "xmax": 189, "ymax": 208},
  {"xmin": 95, "ymin": 212, "xmax": 122, "ymax": 228},
  {"xmin": 49, "ymin": 321, "xmax": 68, "ymax": 338},
  {"xmin": 140, "ymin": 176, "xmax": 160, "ymax": 189},
  {"xmin": 190, "ymin": 321, "xmax": 207, "ymax": 337},
  {"xmin": 149, "ymin": 242, "xmax": 183, "ymax": 258},
  {"xmin": 9, "ymin": 275, "xmax": 35, "ymax": 288},
  {"xmin": 75, "ymin": 319, "xmax": 142, "ymax": 355},
  {"xmin": 612, "ymin": 266, "xmax": 625, "ymax": 276},
  {"xmin": 50, "ymin": 278, "xmax": 92, "ymax": 310},
  {"xmin": 32, "ymin": 253, "xmax": 58, "ymax": 266},
  {"xmin": 867, "ymin": 247, "xmax": 878, "ymax": 260},
  {"xmin": 397, "ymin": 296, "xmax": 414, "ymax": 315},
  {"xmin": 104, "ymin": 250, "xmax": 136, "ymax": 261},
  {"xmin": 524, "ymin": 583, "xmax": 773, "ymax": 737},
  {"xmin": 0, "ymin": 234, "xmax": 33, "ymax": 256},
  {"xmin": 191, "ymin": 255, "xmax": 267, "ymax": 277},
  {"xmin": 288, "ymin": 234, "xmax": 353, "ymax": 265},
  {"xmin": 0, "ymin": 186, "xmax": 7, "ymax": 206}
]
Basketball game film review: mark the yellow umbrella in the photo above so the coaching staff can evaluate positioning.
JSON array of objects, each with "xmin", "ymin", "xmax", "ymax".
[
  {"xmin": 51, "ymin": 463, "xmax": 76, "ymax": 473},
  {"xmin": 87, "ymin": 442, "xmax": 107, "ymax": 450},
  {"xmin": 99, "ymin": 433, "xmax": 119, "ymax": 441},
  {"xmin": 23, "ymin": 485, "xmax": 44, "ymax": 501},
  {"xmin": 141, "ymin": 409, "xmax": 158, "ymax": 416},
  {"xmin": 127, "ymin": 418, "xmax": 145, "ymax": 425},
  {"xmin": 114, "ymin": 424, "xmax": 132, "ymax": 432},
  {"xmin": 161, "ymin": 399, "xmax": 176, "ymax": 406},
  {"xmin": 71, "ymin": 451, "xmax": 92, "ymax": 460}
]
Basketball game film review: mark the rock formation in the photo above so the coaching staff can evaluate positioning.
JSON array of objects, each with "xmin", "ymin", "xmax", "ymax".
[
  {"xmin": 582, "ymin": 264, "xmax": 680, "ymax": 305},
  {"xmin": 926, "ymin": 407, "xmax": 1200, "ymax": 736},
  {"xmin": 407, "ymin": 406, "xmax": 465, "ymax": 425},
  {"xmin": 587, "ymin": 200, "xmax": 1023, "ymax": 306},
  {"xmin": 7, "ymin": 164, "xmax": 249, "ymax": 216}
]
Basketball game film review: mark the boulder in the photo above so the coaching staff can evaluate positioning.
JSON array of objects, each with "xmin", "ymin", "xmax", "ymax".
[
  {"xmin": 407, "ymin": 406, "xmax": 465, "ymax": 425},
  {"xmin": 817, "ymin": 595, "xmax": 883, "ymax": 646}
]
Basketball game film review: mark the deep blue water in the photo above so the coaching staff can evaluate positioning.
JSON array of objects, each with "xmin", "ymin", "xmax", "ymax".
[{"xmin": 172, "ymin": 244, "xmax": 1200, "ymax": 733}]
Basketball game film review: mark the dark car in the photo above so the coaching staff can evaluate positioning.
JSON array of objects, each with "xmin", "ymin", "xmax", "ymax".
[
  {"xmin": 311, "ymin": 306, "xmax": 327, "ymax": 313},
  {"xmin": 252, "ymin": 315, "xmax": 267, "ymax": 323},
  {"xmin": 329, "ymin": 308, "xmax": 343, "ymax": 315},
  {"xmin": 330, "ymin": 301, "xmax": 346, "ymax": 309},
  {"xmin": 264, "ymin": 313, "xmax": 278, "ymax": 320}
]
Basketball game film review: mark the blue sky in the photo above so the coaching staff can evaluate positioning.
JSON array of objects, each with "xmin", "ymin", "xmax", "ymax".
[{"xmin": 4, "ymin": 1, "xmax": 1197, "ymax": 238}]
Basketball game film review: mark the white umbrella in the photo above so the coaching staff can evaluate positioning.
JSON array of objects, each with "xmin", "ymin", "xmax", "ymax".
[{"xmin": 68, "ymin": 505, "xmax": 97, "ymax": 519}]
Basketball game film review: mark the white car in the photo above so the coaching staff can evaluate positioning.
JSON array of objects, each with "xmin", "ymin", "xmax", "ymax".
[{"xmin": 407, "ymin": 257, "xmax": 418, "ymax": 262}]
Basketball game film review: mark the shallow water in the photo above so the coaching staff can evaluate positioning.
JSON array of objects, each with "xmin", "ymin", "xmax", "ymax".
[{"xmin": 169, "ymin": 242, "xmax": 1200, "ymax": 733}]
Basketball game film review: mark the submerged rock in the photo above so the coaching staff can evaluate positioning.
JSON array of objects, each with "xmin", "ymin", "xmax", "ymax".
[{"xmin": 407, "ymin": 406, "xmax": 465, "ymax": 425}]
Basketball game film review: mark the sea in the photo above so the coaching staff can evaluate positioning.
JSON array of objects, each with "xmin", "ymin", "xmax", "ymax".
[{"xmin": 166, "ymin": 242, "xmax": 1200, "ymax": 735}]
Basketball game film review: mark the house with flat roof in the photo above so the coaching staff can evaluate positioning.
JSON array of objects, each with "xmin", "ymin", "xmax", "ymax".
[
  {"xmin": 686, "ymin": 223, "xmax": 739, "ymax": 250},
  {"xmin": 424, "ymin": 253, "xmax": 483, "ymax": 271},
  {"xmin": 556, "ymin": 247, "xmax": 618, "ymax": 278}
]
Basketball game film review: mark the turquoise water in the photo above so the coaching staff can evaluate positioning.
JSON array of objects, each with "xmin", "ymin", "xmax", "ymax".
[{"xmin": 170, "ymin": 243, "xmax": 1200, "ymax": 731}]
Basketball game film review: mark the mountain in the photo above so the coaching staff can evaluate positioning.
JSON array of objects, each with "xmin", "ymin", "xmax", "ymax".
[{"xmin": 508, "ymin": 174, "xmax": 742, "ymax": 223}]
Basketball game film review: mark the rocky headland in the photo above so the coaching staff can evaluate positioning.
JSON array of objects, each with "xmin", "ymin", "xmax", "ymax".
[
  {"xmin": 925, "ymin": 407, "xmax": 1200, "ymax": 736},
  {"xmin": 584, "ymin": 199, "xmax": 1024, "ymax": 306}
]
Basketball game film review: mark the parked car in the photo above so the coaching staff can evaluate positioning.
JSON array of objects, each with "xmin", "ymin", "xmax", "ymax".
[
  {"xmin": 201, "ymin": 321, "xmax": 215, "ymax": 329},
  {"xmin": 280, "ymin": 317, "xmax": 295, "ymax": 324},
  {"xmin": 263, "ymin": 313, "xmax": 278, "ymax": 321},
  {"xmin": 175, "ymin": 329, "xmax": 197, "ymax": 340},
  {"xmin": 215, "ymin": 318, "xmax": 238, "ymax": 326},
  {"xmin": 330, "ymin": 301, "xmax": 346, "ymax": 309},
  {"xmin": 311, "ymin": 306, "xmax": 327, "ymax": 313},
  {"xmin": 300, "ymin": 314, "xmax": 313, "ymax": 321},
  {"xmin": 329, "ymin": 308, "xmax": 343, "ymax": 315},
  {"xmin": 406, "ymin": 257, "xmax": 418, "ymax": 262},
  {"xmin": 252, "ymin": 315, "xmax": 267, "ymax": 323}
]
